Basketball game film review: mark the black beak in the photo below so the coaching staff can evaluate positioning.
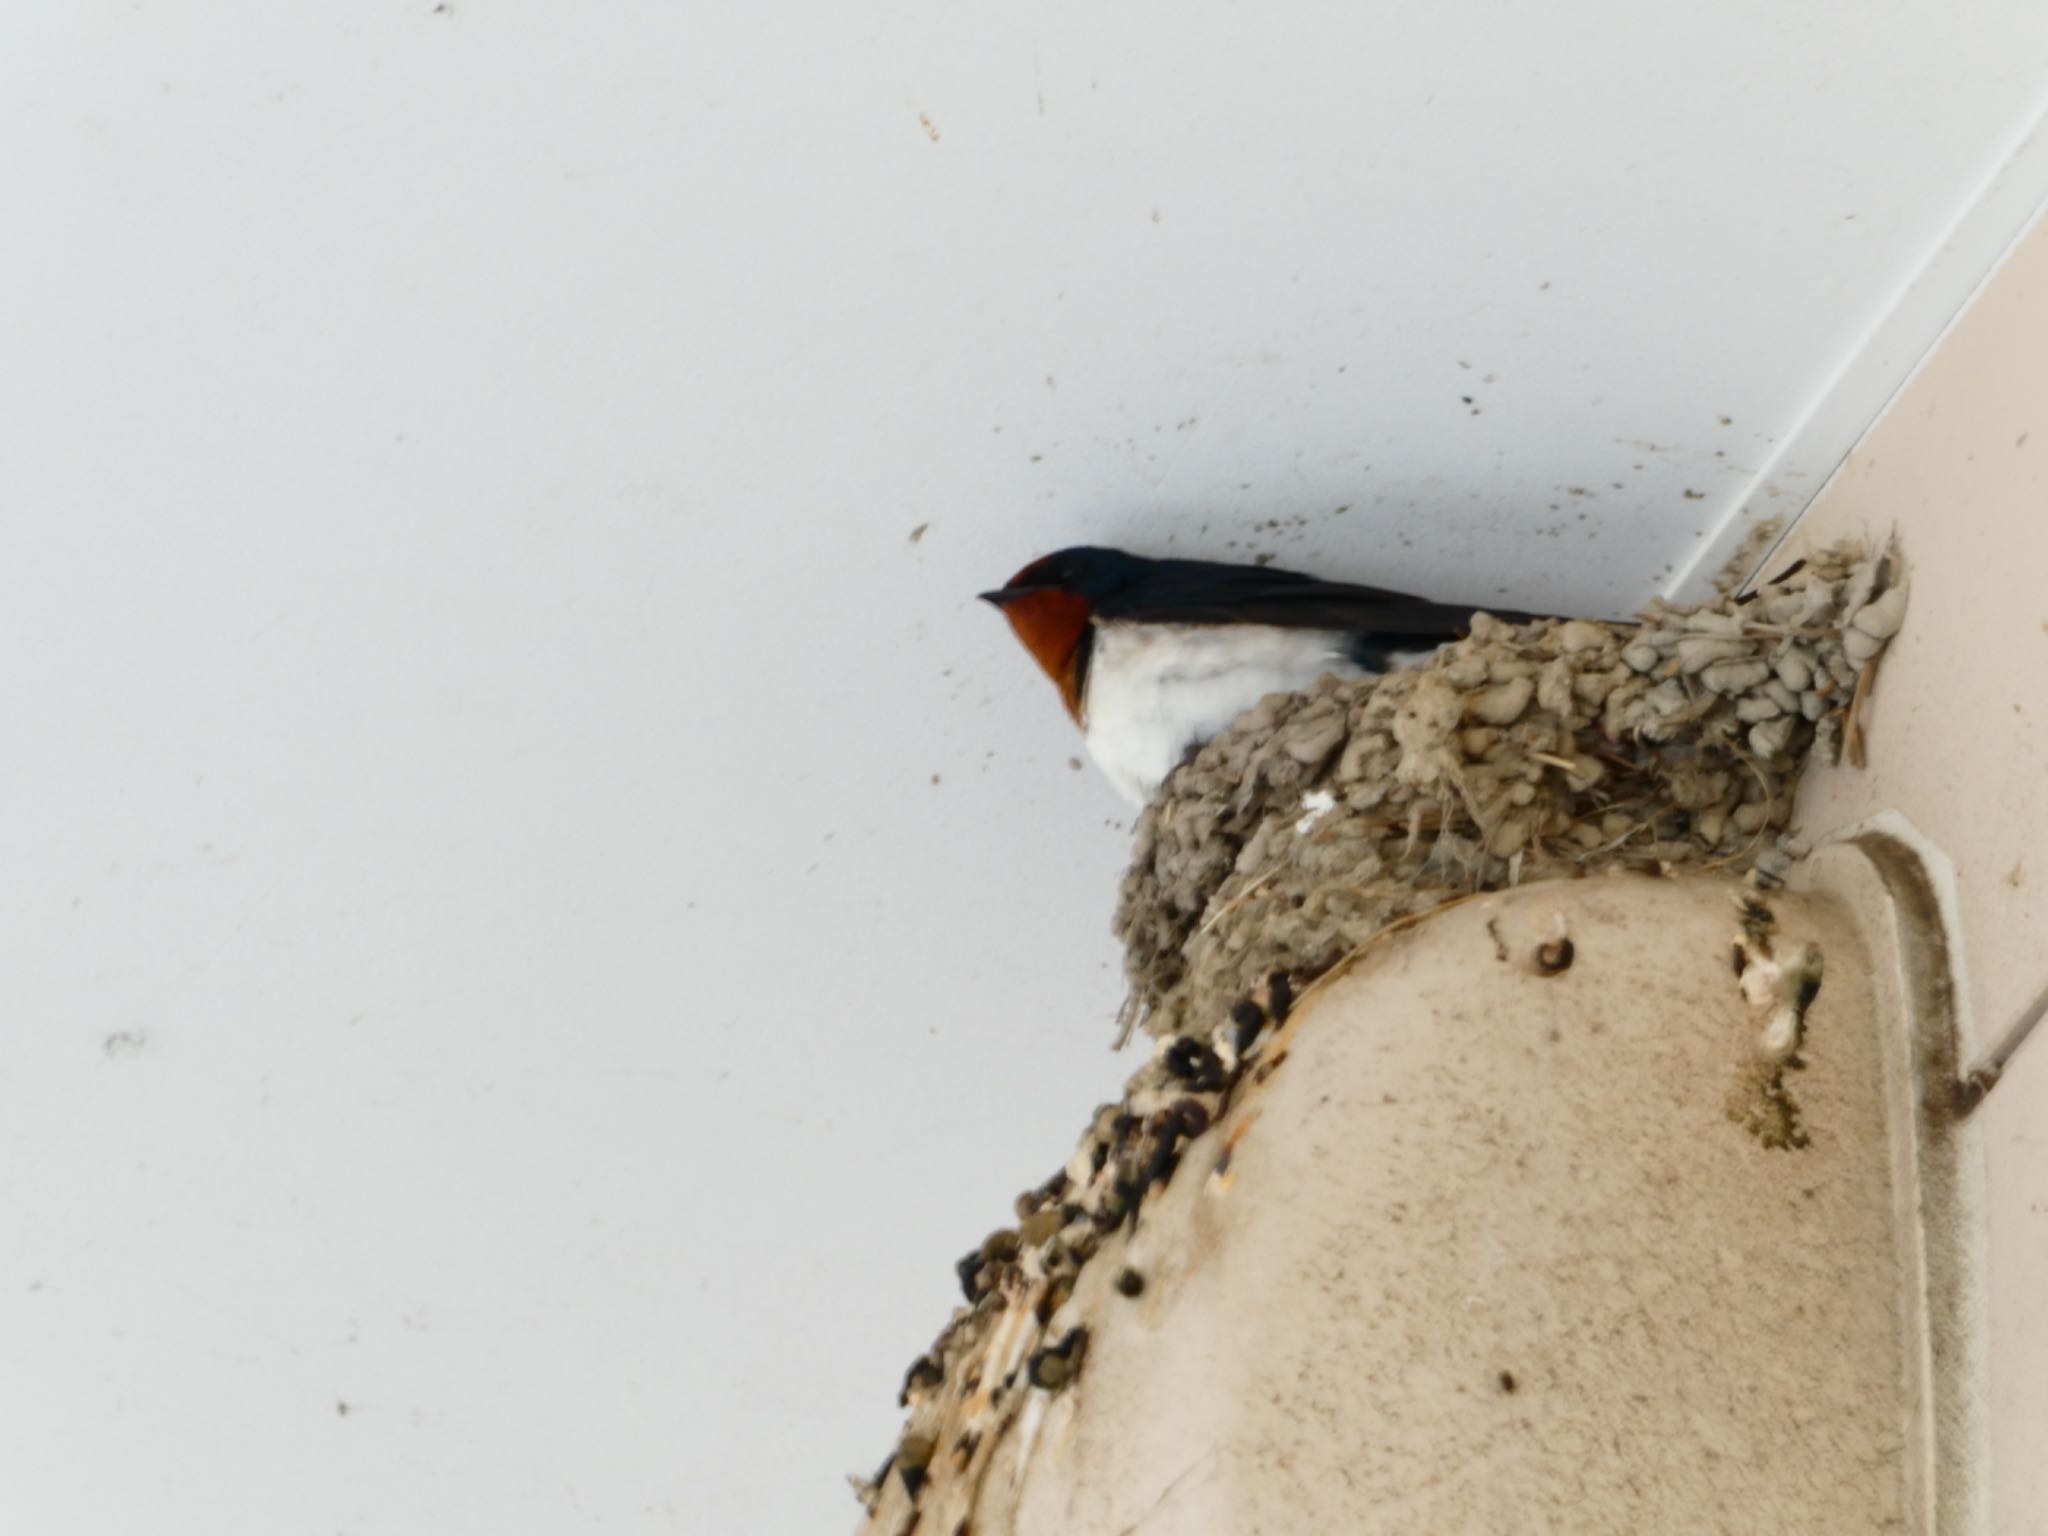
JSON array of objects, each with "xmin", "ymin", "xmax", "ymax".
[{"xmin": 979, "ymin": 586, "xmax": 1035, "ymax": 606}]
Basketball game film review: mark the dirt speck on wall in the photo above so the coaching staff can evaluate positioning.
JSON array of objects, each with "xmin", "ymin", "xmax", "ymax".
[{"xmin": 1713, "ymin": 515, "xmax": 1788, "ymax": 594}]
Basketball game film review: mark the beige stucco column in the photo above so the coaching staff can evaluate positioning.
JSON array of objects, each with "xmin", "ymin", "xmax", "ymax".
[{"xmin": 953, "ymin": 861, "xmax": 1968, "ymax": 1535}]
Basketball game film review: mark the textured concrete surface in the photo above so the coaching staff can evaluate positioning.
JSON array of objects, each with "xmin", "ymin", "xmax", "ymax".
[{"xmin": 969, "ymin": 875, "xmax": 1912, "ymax": 1534}]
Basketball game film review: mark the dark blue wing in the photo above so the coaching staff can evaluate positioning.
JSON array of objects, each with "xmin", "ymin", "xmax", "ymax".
[{"xmin": 1089, "ymin": 555, "xmax": 1537, "ymax": 641}]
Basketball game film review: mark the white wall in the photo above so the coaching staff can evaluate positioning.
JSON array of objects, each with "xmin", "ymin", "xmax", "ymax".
[{"xmin": 5, "ymin": 4, "xmax": 2048, "ymax": 1532}]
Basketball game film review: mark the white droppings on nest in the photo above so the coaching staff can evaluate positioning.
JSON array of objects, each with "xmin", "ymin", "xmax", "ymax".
[
  {"xmin": 1005, "ymin": 1392, "xmax": 1049, "ymax": 1497},
  {"xmin": 1114, "ymin": 542, "xmax": 1906, "ymax": 1042},
  {"xmin": 1741, "ymin": 941, "xmax": 1826, "ymax": 1065},
  {"xmin": 1728, "ymin": 885, "xmax": 1827, "ymax": 1150},
  {"xmin": 1295, "ymin": 789, "xmax": 1337, "ymax": 834}
]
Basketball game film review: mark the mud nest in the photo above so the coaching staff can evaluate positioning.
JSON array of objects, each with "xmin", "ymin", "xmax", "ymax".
[{"xmin": 1114, "ymin": 542, "xmax": 1906, "ymax": 1042}]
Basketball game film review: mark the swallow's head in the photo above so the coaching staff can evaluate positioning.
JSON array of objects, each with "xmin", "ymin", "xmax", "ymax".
[
  {"xmin": 980, "ymin": 547, "xmax": 1143, "ymax": 722},
  {"xmin": 982, "ymin": 546, "xmax": 1151, "ymax": 604}
]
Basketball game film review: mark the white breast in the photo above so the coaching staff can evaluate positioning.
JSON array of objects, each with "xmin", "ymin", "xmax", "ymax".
[{"xmin": 1081, "ymin": 622, "xmax": 1374, "ymax": 805}]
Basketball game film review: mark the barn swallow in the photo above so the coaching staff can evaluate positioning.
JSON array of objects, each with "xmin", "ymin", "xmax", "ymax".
[{"xmin": 981, "ymin": 546, "xmax": 1533, "ymax": 804}]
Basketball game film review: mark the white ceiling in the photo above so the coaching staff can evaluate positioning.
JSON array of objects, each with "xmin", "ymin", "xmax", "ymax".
[{"xmin": 5, "ymin": 4, "xmax": 2047, "ymax": 1533}]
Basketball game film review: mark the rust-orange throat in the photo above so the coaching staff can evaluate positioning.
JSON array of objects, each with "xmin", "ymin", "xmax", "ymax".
[{"xmin": 988, "ymin": 588, "xmax": 1092, "ymax": 723}]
